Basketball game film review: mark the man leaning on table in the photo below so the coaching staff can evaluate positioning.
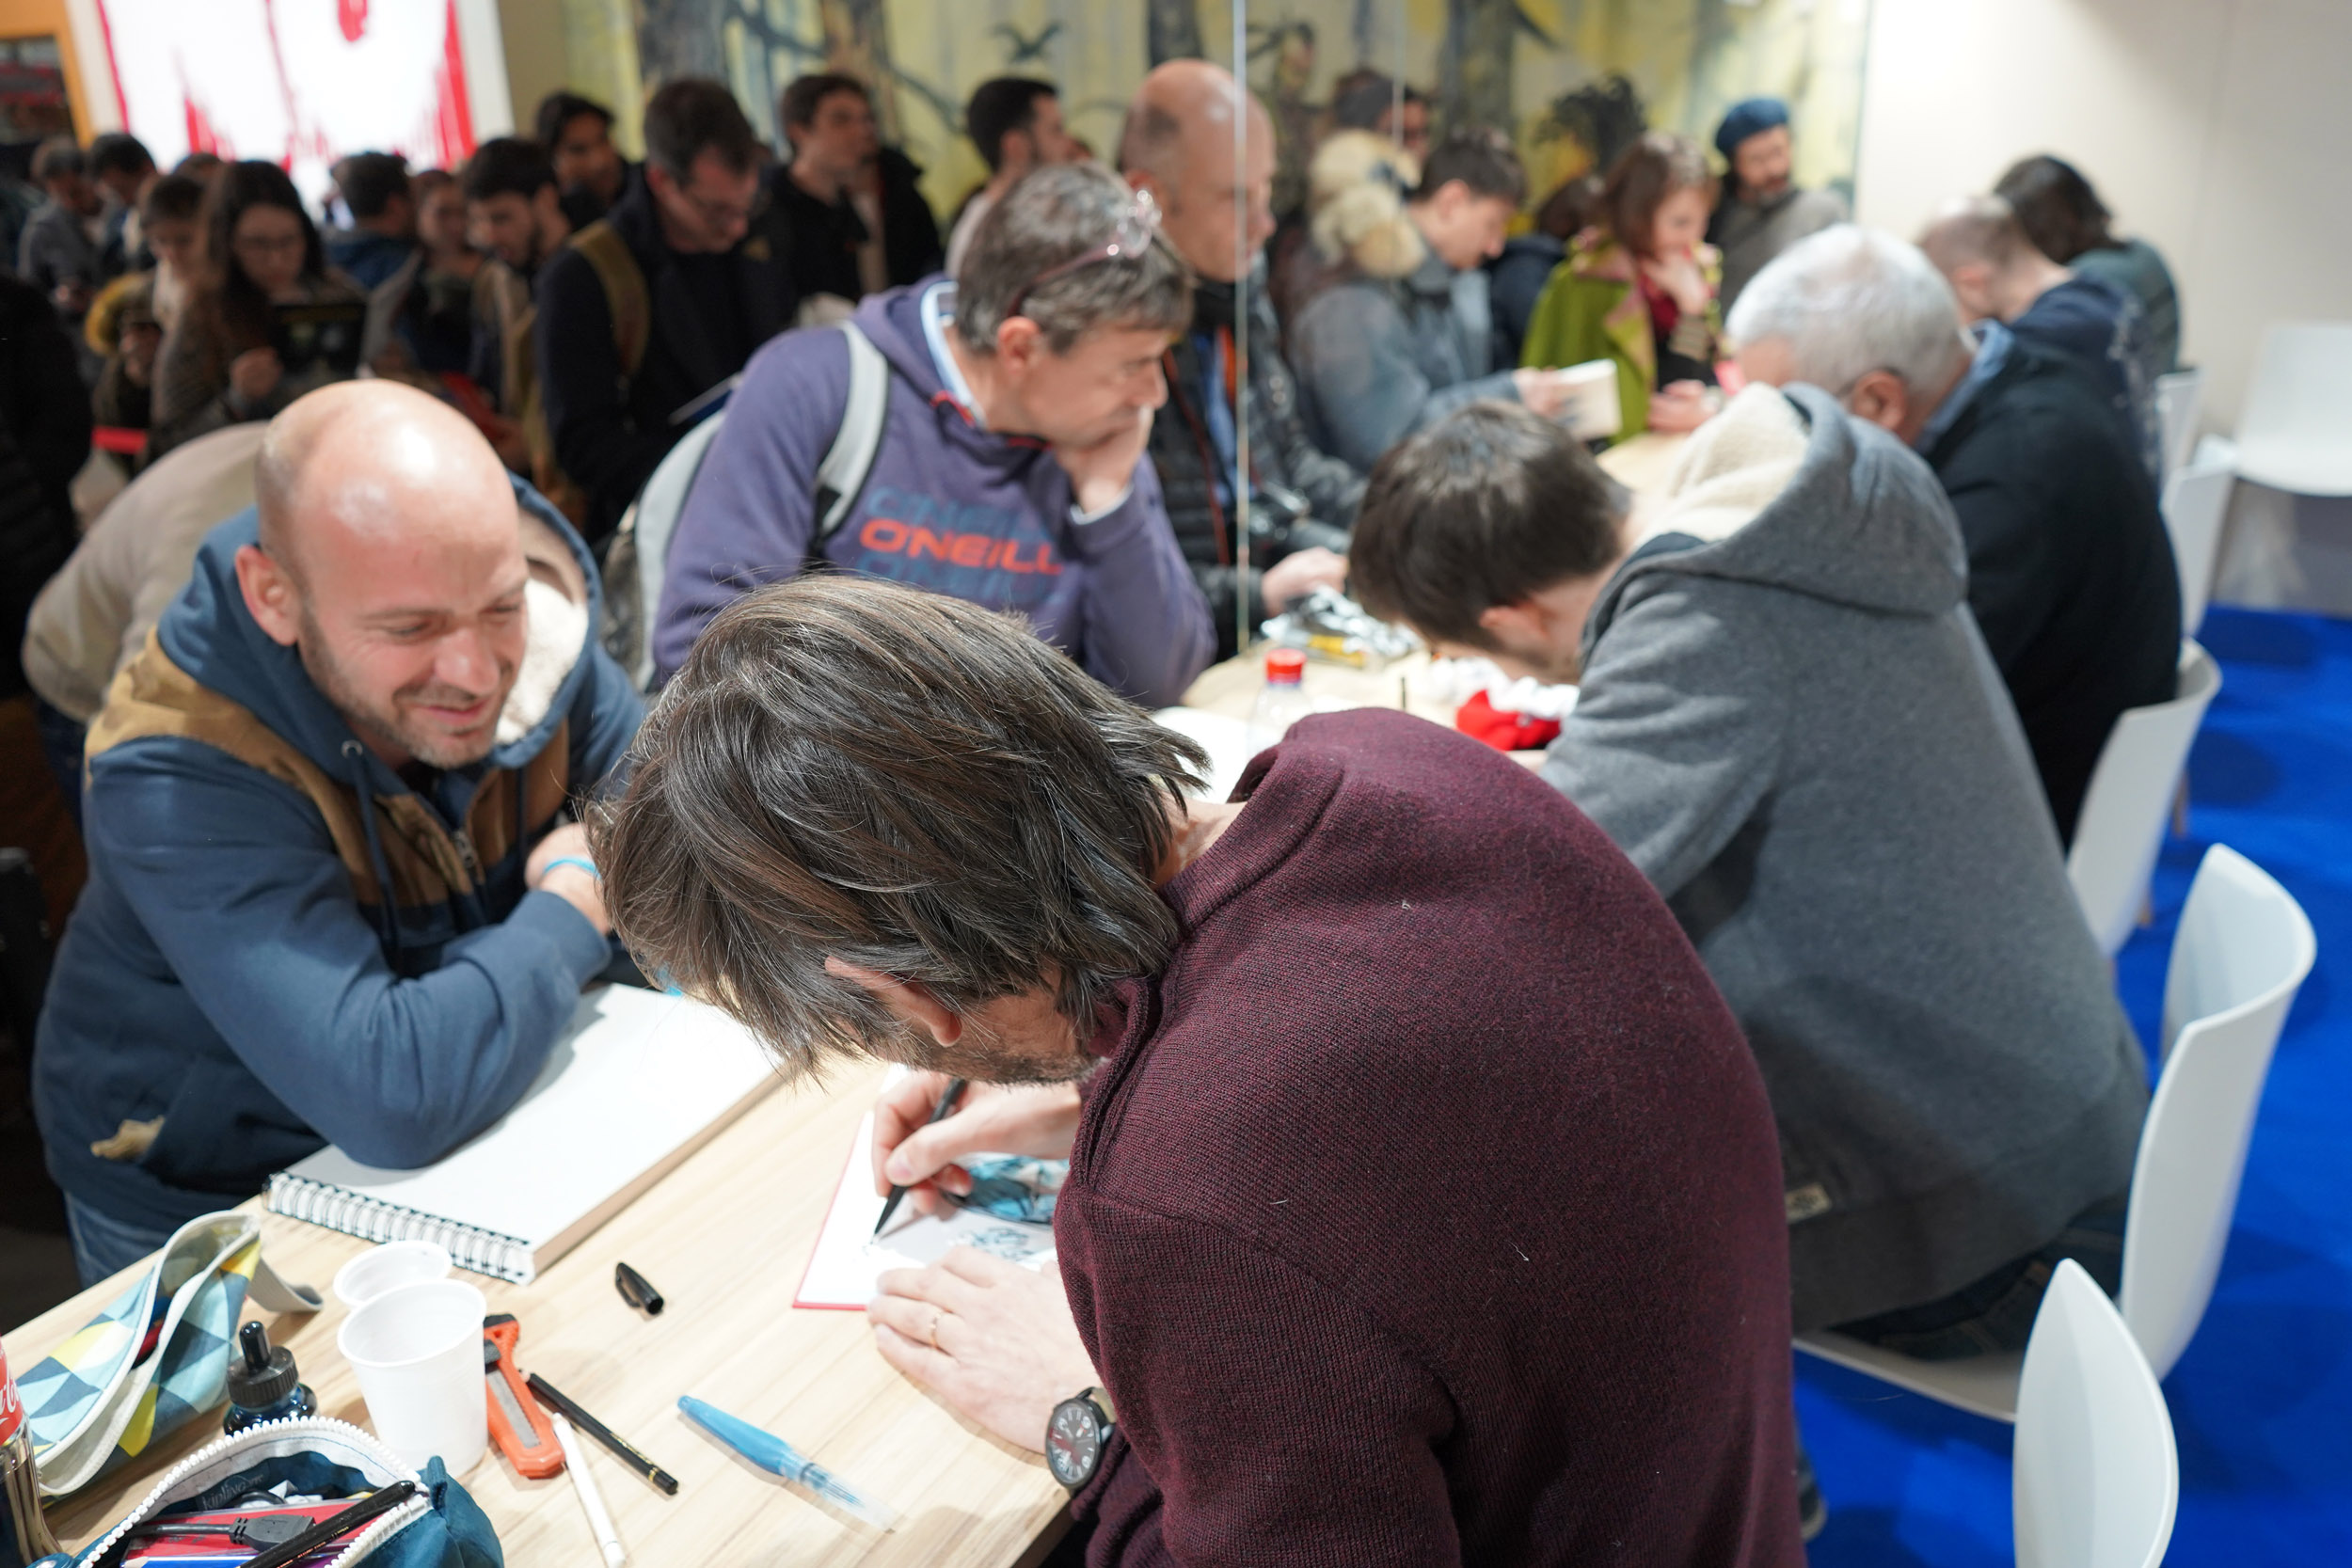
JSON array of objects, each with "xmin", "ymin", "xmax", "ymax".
[
  {"xmin": 1344, "ymin": 392, "xmax": 2147, "ymax": 1370},
  {"xmin": 35, "ymin": 381, "xmax": 644, "ymax": 1285},
  {"xmin": 592, "ymin": 575, "xmax": 1805, "ymax": 1564}
]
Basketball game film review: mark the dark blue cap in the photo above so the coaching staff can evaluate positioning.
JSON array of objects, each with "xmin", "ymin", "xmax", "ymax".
[{"xmin": 1714, "ymin": 97, "xmax": 1790, "ymax": 159}]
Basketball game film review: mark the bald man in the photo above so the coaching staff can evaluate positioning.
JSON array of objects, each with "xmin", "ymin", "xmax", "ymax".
[
  {"xmin": 1120, "ymin": 60, "xmax": 1365, "ymax": 658},
  {"xmin": 36, "ymin": 382, "xmax": 644, "ymax": 1282},
  {"xmin": 1919, "ymin": 195, "xmax": 2160, "ymax": 478}
]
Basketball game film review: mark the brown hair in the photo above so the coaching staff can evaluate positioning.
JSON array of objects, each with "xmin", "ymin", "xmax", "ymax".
[
  {"xmin": 1348, "ymin": 402, "xmax": 1629, "ymax": 652},
  {"xmin": 587, "ymin": 577, "xmax": 1209, "ymax": 1078},
  {"xmin": 780, "ymin": 72, "xmax": 868, "ymax": 133},
  {"xmin": 1597, "ymin": 131, "xmax": 1716, "ymax": 259},
  {"xmin": 644, "ymin": 77, "xmax": 762, "ymax": 181},
  {"xmin": 199, "ymin": 161, "xmax": 328, "ymax": 351},
  {"xmin": 1994, "ymin": 155, "xmax": 2120, "ymax": 263}
]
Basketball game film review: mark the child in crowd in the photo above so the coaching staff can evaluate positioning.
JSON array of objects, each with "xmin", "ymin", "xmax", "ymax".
[{"xmin": 1518, "ymin": 131, "xmax": 1724, "ymax": 437}]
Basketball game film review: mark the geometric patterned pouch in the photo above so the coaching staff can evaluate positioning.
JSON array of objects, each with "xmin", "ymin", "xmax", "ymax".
[{"xmin": 17, "ymin": 1212, "xmax": 322, "ymax": 1497}]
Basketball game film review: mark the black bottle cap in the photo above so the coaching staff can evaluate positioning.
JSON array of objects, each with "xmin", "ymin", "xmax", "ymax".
[{"xmin": 226, "ymin": 1320, "xmax": 301, "ymax": 1410}]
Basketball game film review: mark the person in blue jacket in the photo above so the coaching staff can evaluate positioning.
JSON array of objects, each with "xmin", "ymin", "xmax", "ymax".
[{"xmin": 34, "ymin": 380, "xmax": 646, "ymax": 1283}]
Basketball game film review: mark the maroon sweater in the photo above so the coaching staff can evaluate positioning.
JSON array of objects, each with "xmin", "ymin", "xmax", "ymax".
[{"xmin": 1056, "ymin": 710, "xmax": 1801, "ymax": 1566}]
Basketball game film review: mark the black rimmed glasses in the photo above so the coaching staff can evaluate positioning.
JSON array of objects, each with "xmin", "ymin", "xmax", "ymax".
[{"xmin": 1002, "ymin": 189, "xmax": 1164, "ymax": 323}]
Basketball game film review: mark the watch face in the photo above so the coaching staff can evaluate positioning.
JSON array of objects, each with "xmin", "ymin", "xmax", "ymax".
[{"xmin": 1046, "ymin": 1398, "xmax": 1103, "ymax": 1489}]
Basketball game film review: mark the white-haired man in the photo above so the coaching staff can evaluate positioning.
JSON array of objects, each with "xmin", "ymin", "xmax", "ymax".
[{"xmin": 1729, "ymin": 224, "xmax": 2179, "ymax": 846}]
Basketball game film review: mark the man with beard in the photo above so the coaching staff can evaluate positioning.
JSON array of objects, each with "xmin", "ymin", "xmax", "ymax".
[
  {"xmin": 592, "ymin": 576, "xmax": 1803, "ymax": 1565},
  {"xmin": 1705, "ymin": 98, "xmax": 1847, "ymax": 315},
  {"xmin": 34, "ymin": 381, "xmax": 644, "ymax": 1283}
]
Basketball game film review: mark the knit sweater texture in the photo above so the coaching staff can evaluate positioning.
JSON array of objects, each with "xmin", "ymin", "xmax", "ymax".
[{"xmin": 1057, "ymin": 707, "xmax": 1803, "ymax": 1566}]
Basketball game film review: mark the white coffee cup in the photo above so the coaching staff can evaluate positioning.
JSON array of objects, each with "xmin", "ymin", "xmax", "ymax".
[
  {"xmin": 338, "ymin": 1279, "xmax": 487, "ymax": 1473},
  {"xmin": 333, "ymin": 1241, "xmax": 453, "ymax": 1312}
]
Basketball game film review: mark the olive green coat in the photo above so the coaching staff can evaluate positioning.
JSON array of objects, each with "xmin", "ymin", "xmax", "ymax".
[{"xmin": 1519, "ymin": 232, "xmax": 1723, "ymax": 441}]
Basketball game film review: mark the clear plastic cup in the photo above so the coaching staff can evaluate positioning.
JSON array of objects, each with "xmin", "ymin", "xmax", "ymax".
[
  {"xmin": 337, "ymin": 1279, "xmax": 487, "ymax": 1473},
  {"xmin": 332, "ymin": 1241, "xmax": 453, "ymax": 1312}
]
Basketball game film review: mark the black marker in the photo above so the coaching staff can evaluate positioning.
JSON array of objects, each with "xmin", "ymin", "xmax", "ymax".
[
  {"xmin": 236, "ymin": 1481, "xmax": 419, "ymax": 1568},
  {"xmin": 528, "ymin": 1371, "xmax": 681, "ymax": 1497},
  {"xmin": 614, "ymin": 1260, "xmax": 664, "ymax": 1316},
  {"xmin": 873, "ymin": 1078, "xmax": 969, "ymax": 1237}
]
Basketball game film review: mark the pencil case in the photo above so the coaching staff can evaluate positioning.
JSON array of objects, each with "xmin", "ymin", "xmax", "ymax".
[
  {"xmin": 32, "ymin": 1416, "xmax": 501, "ymax": 1568},
  {"xmin": 20, "ymin": 1212, "xmax": 324, "ymax": 1498}
]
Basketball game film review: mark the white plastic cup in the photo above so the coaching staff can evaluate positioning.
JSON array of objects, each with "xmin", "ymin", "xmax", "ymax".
[
  {"xmin": 332, "ymin": 1241, "xmax": 453, "ymax": 1312},
  {"xmin": 337, "ymin": 1279, "xmax": 487, "ymax": 1473}
]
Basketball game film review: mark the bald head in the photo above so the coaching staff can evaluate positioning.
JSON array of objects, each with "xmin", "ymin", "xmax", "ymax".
[
  {"xmin": 1916, "ymin": 194, "xmax": 2071, "ymax": 325},
  {"xmin": 239, "ymin": 381, "xmax": 534, "ymax": 770},
  {"xmin": 1119, "ymin": 61, "xmax": 1276, "ymax": 281},
  {"xmin": 1917, "ymin": 195, "xmax": 2031, "ymax": 273},
  {"xmin": 255, "ymin": 380, "xmax": 516, "ymax": 576},
  {"xmin": 1120, "ymin": 60, "xmax": 1268, "ymax": 182}
]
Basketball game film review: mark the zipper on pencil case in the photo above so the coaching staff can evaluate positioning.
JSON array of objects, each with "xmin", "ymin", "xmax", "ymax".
[{"xmin": 77, "ymin": 1415, "xmax": 432, "ymax": 1568}]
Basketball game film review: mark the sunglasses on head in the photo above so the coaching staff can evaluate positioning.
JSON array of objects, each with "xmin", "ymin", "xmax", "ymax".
[{"xmin": 1003, "ymin": 189, "xmax": 1165, "ymax": 323}]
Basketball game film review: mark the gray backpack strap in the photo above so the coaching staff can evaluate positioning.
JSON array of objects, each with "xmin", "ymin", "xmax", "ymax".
[{"xmin": 811, "ymin": 322, "xmax": 891, "ymax": 548}]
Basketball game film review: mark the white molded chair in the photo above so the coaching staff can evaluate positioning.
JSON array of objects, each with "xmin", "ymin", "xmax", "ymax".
[
  {"xmin": 2013, "ymin": 1259, "xmax": 2180, "ymax": 1568},
  {"xmin": 1799, "ymin": 844, "xmax": 2313, "ymax": 1421},
  {"xmin": 2161, "ymin": 456, "xmax": 2233, "ymax": 637},
  {"xmin": 2233, "ymin": 322, "xmax": 2352, "ymax": 497},
  {"xmin": 2153, "ymin": 368, "xmax": 2202, "ymax": 483},
  {"xmin": 2070, "ymin": 641, "xmax": 2219, "ymax": 958}
]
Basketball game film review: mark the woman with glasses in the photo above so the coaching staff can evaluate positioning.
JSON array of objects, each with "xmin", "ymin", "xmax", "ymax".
[{"xmin": 149, "ymin": 161, "xmax": 365, "ymax": 463}]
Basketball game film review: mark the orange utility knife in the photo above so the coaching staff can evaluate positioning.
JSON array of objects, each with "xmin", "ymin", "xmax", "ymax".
[{"xmin": 482, "ymin": 1314, "xmax": 564, "ymax": 1478}]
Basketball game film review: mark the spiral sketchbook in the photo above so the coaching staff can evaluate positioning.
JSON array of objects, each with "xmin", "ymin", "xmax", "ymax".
[{"xmin": 268, "ymin": 985, "xmax": 779, "ymax": 1284}]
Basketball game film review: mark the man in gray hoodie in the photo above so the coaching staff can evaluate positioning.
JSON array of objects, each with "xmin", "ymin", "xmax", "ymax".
[{"xmin": 1346, "ymin": 388, "xmax": 2147, "ymax": 1352}]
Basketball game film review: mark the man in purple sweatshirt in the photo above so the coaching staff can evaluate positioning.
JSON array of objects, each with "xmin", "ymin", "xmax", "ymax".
[
  {"xmin": 649, "ymin": 163, "xmax": 1215, "ymax": 705},
  {"xmin": 595, "ymin": 575, "xmax": 1804, "ymax": 1565}
]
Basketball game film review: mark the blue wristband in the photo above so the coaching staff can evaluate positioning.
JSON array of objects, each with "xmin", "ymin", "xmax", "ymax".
[{"xmin": 544, "ymin": 855, "xmax": 600, "ymax": 881}]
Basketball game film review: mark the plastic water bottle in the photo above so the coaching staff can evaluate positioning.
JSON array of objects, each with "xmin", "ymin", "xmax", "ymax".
[
  {"xmin": 1249, "ymin": 646, "xmax": 1315, "ymax": 752},
  {"xmin": 0, "ymin": 1343, "xmax": 63, "ymax": 1568}
]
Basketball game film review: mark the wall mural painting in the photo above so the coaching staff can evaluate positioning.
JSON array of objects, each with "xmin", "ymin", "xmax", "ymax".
[{"xmin": 624, "ymin": 0, "xmax": 1872, "ymax": 223}]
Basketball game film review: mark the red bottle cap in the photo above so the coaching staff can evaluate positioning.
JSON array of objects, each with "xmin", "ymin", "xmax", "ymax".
[
  {"xmin": 0, "ymin": 1344, "xmax": 22, "ymax": 1445},
  {"xmin": 1263, "ymin": 647, "xmax": 1307, "ymax": 683}
]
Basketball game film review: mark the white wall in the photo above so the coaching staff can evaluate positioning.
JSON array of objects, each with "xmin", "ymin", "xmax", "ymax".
[{"xmin": 1852, "ymin": 0, "xmax": 2352, "ymax": 434}]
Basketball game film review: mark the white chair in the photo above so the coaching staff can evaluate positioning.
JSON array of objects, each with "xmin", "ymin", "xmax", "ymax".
[
  {"xmin": 2013, "ymin": 1259, "xmax": 2180, "ymax": 1568},
  {"xmin": 2233, "ymin": 322, "xmax": 2352, "ymax": 497},
  {"xmin": 1798, "ymin": 843, "xmax": 2314, "ymax": 1420},
  {"xmin": 2160, "ymin": 455, "xmax": 2233, "ymax": 637},
  {"xmin": 2070, "ymin": 641, "xmax": 2219, "ymax": 958},
  {"xmin": 2152, "ymin": 368, "xmax": 2202, "ymax": 483}
]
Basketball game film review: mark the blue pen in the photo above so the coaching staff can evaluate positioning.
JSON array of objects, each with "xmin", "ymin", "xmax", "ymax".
[{"xmin": 676, "ymin": 1396, "xmax": 896, "ymax": 1528}]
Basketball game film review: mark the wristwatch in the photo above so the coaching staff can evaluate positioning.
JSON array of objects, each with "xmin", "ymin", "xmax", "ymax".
[{"xmin": 1044, "ymin": 1386, "xmax": 1117, "ymax": 1491}]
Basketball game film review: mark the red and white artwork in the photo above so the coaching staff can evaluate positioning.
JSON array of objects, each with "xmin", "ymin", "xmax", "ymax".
[{"xmin": 96, "ymin": 0, "xmax": 476, "ymax": 206}]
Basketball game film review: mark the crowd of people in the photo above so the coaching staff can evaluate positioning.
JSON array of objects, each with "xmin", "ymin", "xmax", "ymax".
[{"xmin": 2, "ymin": 54, "xmax": 2195, "ymax": 1566}]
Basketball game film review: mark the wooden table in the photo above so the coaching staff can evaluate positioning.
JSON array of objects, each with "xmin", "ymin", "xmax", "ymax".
[
  {"xmin": 5, "ymin": 1065, "xmax": 1071, "ymax": 1566},
  {"xmin": 1181, "ymin": 431, "xmax": 1689, "ymax": 723}
]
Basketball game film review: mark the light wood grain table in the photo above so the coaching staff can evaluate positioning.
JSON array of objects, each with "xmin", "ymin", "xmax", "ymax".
[
  {"xmin": 5, "ymin": 1063, "xmax": 1071, "ymax": 1566},
  {"xmin": 1181, "ymin": 431, "xmax": 1689, "ymax": 723}
]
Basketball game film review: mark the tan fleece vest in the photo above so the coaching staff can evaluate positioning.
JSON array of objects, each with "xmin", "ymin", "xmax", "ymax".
[{"xmin": 87, "ymin": 632, "xmax": 572, "ymax": 913}]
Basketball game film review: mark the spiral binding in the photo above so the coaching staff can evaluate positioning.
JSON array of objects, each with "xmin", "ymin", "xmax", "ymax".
[{"xmin": 266, "ymin": 1173, "xmax": 538, "ymax": 1284}]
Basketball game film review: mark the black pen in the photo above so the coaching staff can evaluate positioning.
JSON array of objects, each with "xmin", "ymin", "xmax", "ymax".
[
  {"xmin": 236, "ymin": 1480, "xmax": 419, "ymax": 1568},
  {"xmin": 527, "ymin": 1371, "xmax": 682, "ymax": 1496},
  {"xmin": 874, "ymin": 1077, "xmax": 969, "ymax": 1236}
]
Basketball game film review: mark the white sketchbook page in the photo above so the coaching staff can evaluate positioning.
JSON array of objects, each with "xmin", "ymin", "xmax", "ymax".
[
  {"xmin": 283, "ymin": 985, "xmax": 778, "ymax": 1254},
  {"xmin": 795, "ymin": 1110, "xmax": 1057, "ymax": 1310}
]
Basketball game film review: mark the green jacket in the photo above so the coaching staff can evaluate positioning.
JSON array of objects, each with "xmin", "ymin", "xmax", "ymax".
[{"xmin": 1519, "ymin": 232, "xmax": 1723, "ymax": 441}]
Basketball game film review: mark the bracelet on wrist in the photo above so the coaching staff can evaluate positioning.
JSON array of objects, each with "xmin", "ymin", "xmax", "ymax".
[{"xmin": 543, "ymin": 855, "xmax": 600, "ymax": 881}]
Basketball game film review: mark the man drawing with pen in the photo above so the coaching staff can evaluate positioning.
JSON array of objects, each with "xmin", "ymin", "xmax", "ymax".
[{"xmin": 592, "ymin": 576, "xmax": 1804, "ymax": 1566}]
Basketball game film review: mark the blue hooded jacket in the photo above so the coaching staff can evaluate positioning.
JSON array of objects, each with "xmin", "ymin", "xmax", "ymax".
[{"xmin": 35, "ymin": 480, "xmax": 645, "ymax": 1231}]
